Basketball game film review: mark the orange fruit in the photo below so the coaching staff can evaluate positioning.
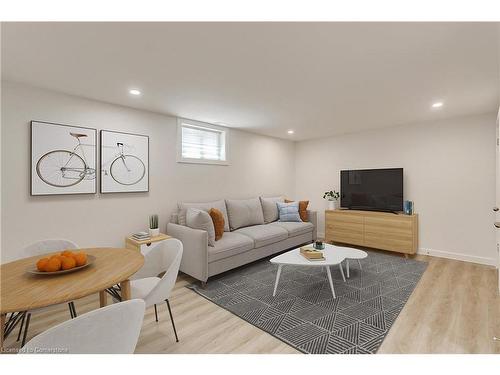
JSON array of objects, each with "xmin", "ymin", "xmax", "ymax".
[
  {"xmin": 36, "ymin": 258, "xmax": 49, "ymax": 272},
  {"xmin": 61, "ymin": 256, "xmax": 76, "ymax": 270},
  {"xmin": 73, "ymin": 253, "xmax": 87, "ymax": 267},
  {"xmin": 44, "ymin": 257, "xmax": 62, "ymax": 272},
  {"xmin": 61, "ymin": 250, "xmax": 74, "ymax": 257}
]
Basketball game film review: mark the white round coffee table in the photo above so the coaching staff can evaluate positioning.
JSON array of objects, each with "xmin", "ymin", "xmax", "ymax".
[
  {"xmin": 270, "ymin": 244, "xmax": 368, "ymax": 299},
  {"xmin": 329, "ymin": 245, "xmax": 368, "ymax": 278}
]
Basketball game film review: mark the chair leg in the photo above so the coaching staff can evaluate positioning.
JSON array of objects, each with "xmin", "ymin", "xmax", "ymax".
[
  {"xmin": 68, "ymin": 302, "xmax": 77, "ymax": 318},
  {"xmin": 165, "ymin": 299, "xmax": 179, "ymax": 342},
  {"xmin": 154, "ymin": 304, "xmax": 159, "ymax": 322},
  {"xmin": 16, "ymin": 312, "xmax": 26, "ymax": 342},
  {"xmin": 21, "ymin": 313, "xmax": 31, "ymax": 347}
]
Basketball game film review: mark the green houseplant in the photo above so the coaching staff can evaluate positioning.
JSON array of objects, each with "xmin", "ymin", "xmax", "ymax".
[
  {"xmin": 323, "ymin": 190, "xmax": 340, "ymax": 210},
  {"xmin": 149, "ymin": 214, "xmax": 159, "ymax": 237}
]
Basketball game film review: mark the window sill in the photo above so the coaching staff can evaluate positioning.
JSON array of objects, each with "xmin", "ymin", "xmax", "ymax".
[{"xmin": 177, "ymin": 158, "xmax": 229, "ymax": 166}]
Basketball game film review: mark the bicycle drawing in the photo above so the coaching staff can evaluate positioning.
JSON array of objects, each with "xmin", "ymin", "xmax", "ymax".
[
  {"xmin": 101, "ymin": 142, "xmax": 146, "ymax": 186},
  {"xmin": 36, "ymin": 132, "xmax": 96, "ymax": 188},
  {"xmin": 31, "ymin": 121, "xmax": 97, "ymax": 195},
  {"xmin": 100, "ymin": 130, "xmax": 149, "ymax": 193}
]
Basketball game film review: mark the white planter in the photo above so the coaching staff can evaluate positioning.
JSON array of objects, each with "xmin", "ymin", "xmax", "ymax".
[
  {"xmin": 327, "ymin": 200, "xmax": 339, "ymax": 210},
  {"xmin": 148, "ymin": 228, "xmax": 160, "ymax": 237}
]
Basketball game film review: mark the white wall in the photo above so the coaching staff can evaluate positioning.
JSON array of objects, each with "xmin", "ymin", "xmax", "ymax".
[
  {"xmin": 1, "ymin": 81, "xmax": 296, "ymax": 262},
  {"xmin": 2, "ymin": 81, "xmax": 497, "ymax": 266},
  {"xmin": 295, "ymin": 113, "xmax": 497, "ymax": 265}
]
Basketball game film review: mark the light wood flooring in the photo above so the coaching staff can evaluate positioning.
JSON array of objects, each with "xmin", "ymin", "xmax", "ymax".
[{"xmin": 3, "ymin": 254, "xmax": 500, "ymax": 354}]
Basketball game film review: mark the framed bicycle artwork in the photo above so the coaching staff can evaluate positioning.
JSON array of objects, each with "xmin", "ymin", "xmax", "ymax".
[
  {"xmin": 31, "ymin": 121, "xmax": 97, "ymax": 195},
  {"xmin": 100, "ymin": 130, "xmax": 149, "ymax": 193}
]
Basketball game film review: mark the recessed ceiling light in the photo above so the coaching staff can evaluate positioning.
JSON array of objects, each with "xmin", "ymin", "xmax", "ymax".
[
  {"xmin": 287, "ymin": 130, "xmax": 294, "ymax": 135},
  {"xmin": 431, "ymin": 102, "xmax": 443, "ymax": 108},
  {"xmin": 129, "ymin": 89, "xmax": 142, "ymax": 96}
]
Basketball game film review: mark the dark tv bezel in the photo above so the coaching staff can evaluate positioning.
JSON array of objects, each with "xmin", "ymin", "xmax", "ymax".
[{"xmin": 340, "ymin": 168, "xmax": 403, "ymax": 213}]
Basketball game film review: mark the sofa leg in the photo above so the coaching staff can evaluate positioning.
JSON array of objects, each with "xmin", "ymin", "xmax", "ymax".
[{"xmin": 200, "ymin": 281, "xmax": 207, "ymax": 289}]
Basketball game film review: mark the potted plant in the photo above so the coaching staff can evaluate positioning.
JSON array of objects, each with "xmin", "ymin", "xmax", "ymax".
[
  {"xmin": 323, "ymin": 190, "xmax": 340, "ymax": 210},
  {"xmin": 149, "ymin": 214, "xmax": 159, "ymax": 237}
]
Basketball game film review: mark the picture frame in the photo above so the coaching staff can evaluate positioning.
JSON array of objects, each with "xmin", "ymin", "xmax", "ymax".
[
  {"xmin": 100, "ymin": 130, "xmax": 149, "ymax": 193},
  {"xmin": 31, "ymin": 120, "xmax": 97, "ymax": 196}
]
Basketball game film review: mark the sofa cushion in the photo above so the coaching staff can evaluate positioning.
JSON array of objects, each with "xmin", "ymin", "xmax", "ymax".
[
  {"xmin": 260, "ymin": 196, "xmax": 284, "ymax": 223},
  {"xmin": 186, "ymin": 208, "xmax": 216, "ymax": 247},
  {"xmin": 269, "ymin": 221, "xmax": 314, "ymax": 237},
  {"xmin": 285, "ymin": 199, "xmax": 309, "ymax": 222},
  {"xmin": 277, "ymin": 201, "xmax": 302, "ymax": 222},
  {"xmin": 208, "ymin": 232, "xmax": 254, "ymax": 263},
  {"xmin": 209, "ymin": 208, "xmax": 225, "ymax": 241},
  {"xmin": 225, "ymin": 198, "xmax": 265, "ymax": 230},
  {"xmin": 178, "ymin": 200, "xmax": 230, "ymax": 232},
  {"xmin": 234, "ymin": 224, "xmax": 288, "ymax": 248}
]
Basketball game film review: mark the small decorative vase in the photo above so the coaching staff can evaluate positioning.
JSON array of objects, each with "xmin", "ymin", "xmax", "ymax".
[
  {"xmin": 148, "ymin": 228, "xmax": 160, "ymax": 237},
  {"xmin": 328, "ymin": 200, "xmax": 339, "ymax": 210}
]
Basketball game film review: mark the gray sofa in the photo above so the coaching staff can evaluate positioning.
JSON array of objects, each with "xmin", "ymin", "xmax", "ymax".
[{"xmin": 167, "ymin": 197, "xmax": 317, "ymax": 283}]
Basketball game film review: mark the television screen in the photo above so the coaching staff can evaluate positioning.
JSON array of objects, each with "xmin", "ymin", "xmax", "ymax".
[{"xmin": 340, "ymin": 168, "xmax": 403, "ymax": 212}]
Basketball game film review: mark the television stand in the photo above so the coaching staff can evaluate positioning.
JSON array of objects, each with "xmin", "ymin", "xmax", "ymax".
[
  {"xmin": 348, "ymin": 207, "xmax": 400, "ymax": 215},
  {"xmin": 325, "ymin": 209, "xmax": 418, "ymax": 255}
]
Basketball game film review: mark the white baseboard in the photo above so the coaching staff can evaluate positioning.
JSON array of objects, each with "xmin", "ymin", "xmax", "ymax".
[
  {"xmin": 317, "ymin": 231, "xmax": 496, "ymax": 266},
  {"xmin": 417, "ymin": 248, "xmax": 496, "ymax": 267}
]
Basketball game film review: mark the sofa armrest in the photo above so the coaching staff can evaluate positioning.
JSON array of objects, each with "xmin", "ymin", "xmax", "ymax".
[
  {"xmin": 167, "ymin": 223, "xmax": 209, "ymax": 282},
  {"xmin": 307, "ymin": 210, "xmax": 318, "ymax": 241}
]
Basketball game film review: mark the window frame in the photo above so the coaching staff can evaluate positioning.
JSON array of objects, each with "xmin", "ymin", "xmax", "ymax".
[{"xmin": 176, "ymin": 118, "xmax": 230, "ymax": 166}]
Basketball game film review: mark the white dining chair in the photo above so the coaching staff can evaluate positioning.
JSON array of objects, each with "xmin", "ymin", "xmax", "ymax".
[
  {"xmin": 11, "ymin": 239, "xmax": 79, "ymax": 346},
  {"xmin": 127, "ymin": 238, "xmax": 183, "ymax": 342},
  {"xmin": 20, "ymin": 299, "xmax": 145, "ymax": 354}
]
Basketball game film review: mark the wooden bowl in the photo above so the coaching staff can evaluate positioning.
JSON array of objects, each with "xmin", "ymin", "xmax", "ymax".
[{"xmin": 27, "ymin": 255, "xmax": 96, "ymax": 275}]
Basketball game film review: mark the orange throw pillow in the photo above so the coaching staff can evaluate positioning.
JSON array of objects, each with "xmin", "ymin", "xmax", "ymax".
[
  {"xmin": 285, "ymin": 199, "xmax": 309, "ymax": 221},
  {"xmin": 209, "ymin": 208, "xmax": 225, "ymax": 241}
]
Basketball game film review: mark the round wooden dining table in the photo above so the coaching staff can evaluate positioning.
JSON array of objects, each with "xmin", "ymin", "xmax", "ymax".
[{"xmin": 0, "ymin": 248, "xmax": 144, "ymax": 351}]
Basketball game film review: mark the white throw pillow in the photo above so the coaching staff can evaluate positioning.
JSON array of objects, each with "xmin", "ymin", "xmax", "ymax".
[
  {"xmin": 178, "ymin": 200, "xmax": 230, "ymax": 232},
  {"xmin": 260, "ymin": 196, "xmax": 284, "ymax": 223},
  {"xmin": 186, "ymin": 208, "xmax": 216, "ymax": 247}
]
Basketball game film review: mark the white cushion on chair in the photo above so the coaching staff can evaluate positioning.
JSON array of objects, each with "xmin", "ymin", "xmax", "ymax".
[{"xmin": 130, "ymin": 277, "xmax": 161, "ymax": 303}]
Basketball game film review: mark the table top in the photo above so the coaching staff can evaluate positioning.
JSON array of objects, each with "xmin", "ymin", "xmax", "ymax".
[
  {"xmin": 270, "ymin": 243, "xmax": 367, "ymax": 267},
  {"xmin": 0, "ymin": 248, "xmax": 144, "ymax": 314}
]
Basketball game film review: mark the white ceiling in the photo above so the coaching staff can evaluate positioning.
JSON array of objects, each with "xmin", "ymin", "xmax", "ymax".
[{"xmin": 2, "ymin": 22, "xmax": 499, "ymax": 140}]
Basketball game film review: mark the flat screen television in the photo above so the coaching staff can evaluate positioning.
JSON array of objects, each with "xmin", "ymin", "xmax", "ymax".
[{"xmin": 340, "ymin": 168, "xmax": 403, "ymax": 212}]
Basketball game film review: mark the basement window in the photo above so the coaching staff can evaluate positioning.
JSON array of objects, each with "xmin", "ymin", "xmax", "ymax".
[{"xmin": 177, "ymin": 118, "xmax": 229, "ymax": 165}]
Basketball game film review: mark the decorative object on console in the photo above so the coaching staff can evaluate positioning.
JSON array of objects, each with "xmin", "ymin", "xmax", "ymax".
[
  {"xmin": 277, "ymin": 201, "xmax": 302, "ymax": 222},
  {"xmin": 149, "ymin": 214, "xmax": 160, "ymax": 237},
  {"xmin": 186, "ymin": 208, "xmax": 216, "ymax": 246},
  {"xmin": 100, "ymin": 130, "xmax": 149, "ymax": 193},
  {"xmin": 31, "ymin": 121, "xmax": 97, "ymax": 196},
  {"xmin": 285, "ymin": 199, "xmax": 309, "ymax": 221},
  {"xmin": 132, "ymin": 232, "xmax": 150, "ymax": 241},
  {"xmin": 313, "ymin": 240, "xmax": 325, "ymax": 250},
  {"xmin": 299, "ymin": 246, "xmax": 325, "ymax": 260},
  {"xmin": 323, "ymin": 190, "xmax": 340, "ymax": 210},
  {"xmin": 403, "ymin": 200, "xmax": 414, "ymax": 215},
  {"xmin": 208, "ymin": 208, "xmax": 225, "ymax": 241}
]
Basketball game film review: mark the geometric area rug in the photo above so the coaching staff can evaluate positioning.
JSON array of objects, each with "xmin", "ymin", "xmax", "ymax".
[{"xmin": 188, "ymin": 250, "xmax": 427, "ymax": 354}]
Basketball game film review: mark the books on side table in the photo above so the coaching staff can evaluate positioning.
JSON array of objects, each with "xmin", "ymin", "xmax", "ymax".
[
  {"xmin": 300, "ymin": 246, "xmax": 325, "ymax": 261},
  {"xmin": 131, "ymin": 231, "xmax": 150, "ymax": 241}
]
